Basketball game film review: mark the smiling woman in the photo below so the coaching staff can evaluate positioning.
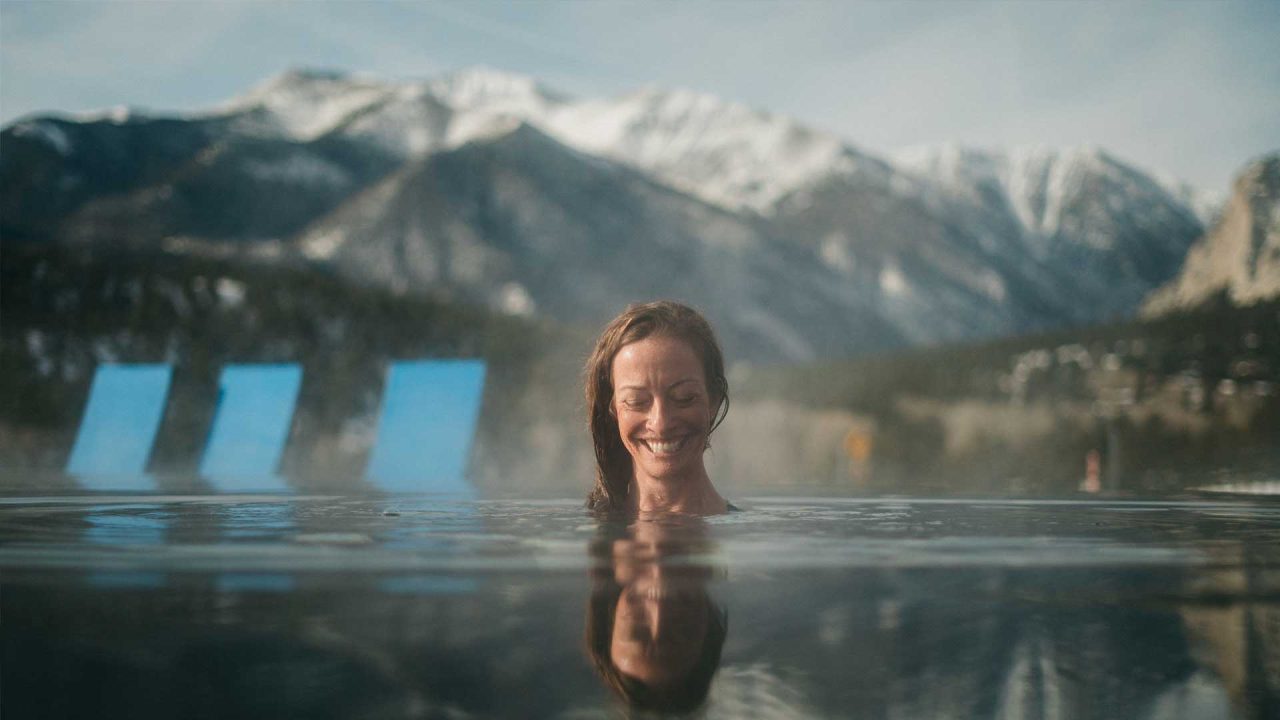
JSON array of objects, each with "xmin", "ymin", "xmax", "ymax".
[{"xmin": 584, "ymin": 301, "xmax": 730, "ymax": 514}]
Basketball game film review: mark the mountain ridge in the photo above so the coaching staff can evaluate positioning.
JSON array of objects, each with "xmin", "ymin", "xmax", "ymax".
[
  {"xmin": 1, "ymin": 65, "xmax": 1233, "ymax": 361},
  {"xmin": 1144, "ymin": 153, "xmax": 1280, "ymax": 314}
]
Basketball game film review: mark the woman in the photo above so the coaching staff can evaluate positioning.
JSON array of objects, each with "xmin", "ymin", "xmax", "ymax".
[{"xmin": 585, "ymin": 301, "xmax": 730, "ymax": 515}]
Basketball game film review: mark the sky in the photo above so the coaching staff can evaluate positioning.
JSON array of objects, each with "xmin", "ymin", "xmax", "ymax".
[{"xmin": 2, "ymin": 0, "xmax": 1277, "ymax": 192}]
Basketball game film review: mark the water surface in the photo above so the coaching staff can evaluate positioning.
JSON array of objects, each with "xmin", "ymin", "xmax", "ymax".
[{"xmin": 3, "ymin": 493, "xmax": 1278, "ymax": 718}]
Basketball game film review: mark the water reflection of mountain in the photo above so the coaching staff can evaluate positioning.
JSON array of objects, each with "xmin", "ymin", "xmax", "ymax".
[
  {"xmin": 1179, "ymin": 543, "xmax": 1280, "ymax": 719},
  {"xmin": 708, "ymin": 502, "xmax": 1280, "ymax": 720},
  {"xmin": 724, "ymin": 568, "xmax": 1225, "ymax": 718}
]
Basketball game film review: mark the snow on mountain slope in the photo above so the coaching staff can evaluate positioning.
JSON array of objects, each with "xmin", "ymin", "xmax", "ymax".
[
  {"xmin": 540, "ymin": 86, "xmax": 876, "ymax": 214},
  {"xmin": 215, "ymin": 68, "xmax": 877, "ymax": 215},
  {"xmin": 894, "ymin": 145, "xmax": 1199, "ymax": 247},
  {"xmin": 213, "ymin": 68, "xmax": 1219, "ymax": 243},
  {"xmin": 290, "ymin": 122, "xmax": 902, "ymax": 362},
  {"xmin": 4, "ymin": 65, "xmax": 1222, "ymax": 358},
  {"xmin": 218, "ymin": 69, "xmax": 396, "ymax": 140},
  {"xmin": 768, "ymin": 165, "xmax": 1073, "ymax": 345},
  {"xmin": 10, "ymin": 119, "xmax": 74, "ymax": 155},
  {"xmin": 218, "ymin": 68, "xmax": 1212, "ymax": 246},
  {"xmin": 1154, "ymin": 175, "xmax": 1224, "ymax": 229},
  {"xmin": 216, "ymin": 68, "xmax": 571, "ymax": 161},
  {"xmin": 327, "ymin": 86, "xmax": 454, "ymax": 156},
  {"xmin": 426, "ymin": 66, "xmax": 568, "ymax": 115},
  {"xmin": 891, "ymin": 144, "xmax": 1204, "ymax": 321}
]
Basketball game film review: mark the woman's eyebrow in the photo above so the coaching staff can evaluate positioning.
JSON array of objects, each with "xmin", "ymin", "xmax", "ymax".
[{"xmin": 617, "ymin": 378, "xmax": 701, "ymax": 392}]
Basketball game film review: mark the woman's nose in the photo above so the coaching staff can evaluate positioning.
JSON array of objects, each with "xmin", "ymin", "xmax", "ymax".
[{"xmin": 646, "ymin": 400, "xmax": 673, "ymax": 430}]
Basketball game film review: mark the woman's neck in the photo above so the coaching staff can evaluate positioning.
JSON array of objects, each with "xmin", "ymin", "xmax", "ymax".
[{"xmin": 629, "ymin": 469, "xmax": 726, "ymax": 515}]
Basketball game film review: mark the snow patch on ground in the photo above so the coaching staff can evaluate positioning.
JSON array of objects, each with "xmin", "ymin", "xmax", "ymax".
[
  {"xmin": 543, "ymin": 86, "xmax": 854, "ymax": 213},
  {"xmin": 429, "ymin": 66, "xmax": 561, "ymax": 115},
  {"xmin": 737, "ymin": 305, "xmax": 816, "ymax": 362},
  {"xmin": 879, "ymin": 264, "xmax": 909, "ymax": 296},
  {"xmin": 444, "ymin": 112, "xmax": 523, "ymax": 148},
  {"xmin": 339, "ymin": 88, "xmax": 448, "ymax": 156},
  {"xmin": 242, "ymin": 153, "xmax": 350, "ymax": 188},
  {"xmin": 222, "ymin": 70, "xmax": 393, "ymax": 140},
  {"xmin": 12, "ymin": 120, "xmax": 72, "ymax": 154},
  {"xmin": 216, "ymin": 278, "xmax": 246, "ymax": 307},
  {"xmin": 26, "ymin": 331, "xmax": 54, "ymax": 377},
  {"xmin": 819, "ymin": 233, "xmax": 856, "ymax": 273},
  {"xmin": 978, "ymin": 270, "xmax": 1007, "ymax": 303},
  {"xmin": 498, "ymin": 282, "xmax": 536, "ymax": 316},
  {"xmin": 302, "ymin": 229, "xmax": 346, "ymax": 261}
]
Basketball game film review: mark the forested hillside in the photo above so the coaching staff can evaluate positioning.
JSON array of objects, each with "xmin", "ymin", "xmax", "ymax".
[
  {"xmin": 1, "ymin": 243, "xmax": 591, "ymax": 492},
  {"xmin": 720, "ymin": 296, "xmax": 1280, "ymax": 495}
]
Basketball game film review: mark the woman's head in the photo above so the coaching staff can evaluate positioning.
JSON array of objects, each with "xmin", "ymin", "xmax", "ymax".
[{"xmin": 585, "ymin": 301, "xmax": 729, "ymax": 512}]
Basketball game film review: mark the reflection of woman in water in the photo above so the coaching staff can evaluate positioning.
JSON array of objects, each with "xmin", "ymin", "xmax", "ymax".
[
  {"xmin": 586, "ymin": 517, "xmax": 728, "ymax": 714},
  {"xmin": 585, "ymin": 301, "xmax": 731, "ymax": 514}
]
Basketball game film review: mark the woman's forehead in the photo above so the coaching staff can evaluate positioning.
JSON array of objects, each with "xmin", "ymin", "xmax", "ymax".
[{"xmin": 612, "ymin": 336, "xmax": 705, "ymax": 387}]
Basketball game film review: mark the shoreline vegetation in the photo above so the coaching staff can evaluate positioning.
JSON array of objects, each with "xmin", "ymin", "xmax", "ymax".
[
  {"xmin": 726, "ymin": 295, "xmax": 1279, "ymax": 495},
  {"xmin": 3, "ymin": 243, "xmax": 1277, "ymax": 496}
]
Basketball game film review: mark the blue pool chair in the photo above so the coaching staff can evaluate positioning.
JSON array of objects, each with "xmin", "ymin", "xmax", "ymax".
[
  {"xmin": 365, "ymin": 360, "xmax": 486, "ymax": 493},
  {"xmin": 66, "ymin": 364, "xmax": 173, "ymax": 491},
  {"xmin": 199, "ymin": 364, "xmax": 302, "ymax": 492}
]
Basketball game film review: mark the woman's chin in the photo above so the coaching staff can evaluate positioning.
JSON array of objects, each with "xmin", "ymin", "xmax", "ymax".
[{"xmin": 635, "ymin": 454, "xmax": 701, "ymax": 483}]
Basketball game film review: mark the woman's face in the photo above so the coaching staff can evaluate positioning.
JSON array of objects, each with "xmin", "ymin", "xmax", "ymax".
[{"xmin": 611, "ymin": 335, "xmax": 713, "ymax": 485}]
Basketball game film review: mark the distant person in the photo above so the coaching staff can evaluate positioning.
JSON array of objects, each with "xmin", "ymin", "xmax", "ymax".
[
  {"xmin": 585, "ymin": 516, "xmax": 728, "ymax": 713},
  {"xmin": 584, "ymin": 301, "xmax": 731, "ymax": 514},
  {"xmin": 1081, "ymin": 448, "xmax": 1102, "ymax": 493}
]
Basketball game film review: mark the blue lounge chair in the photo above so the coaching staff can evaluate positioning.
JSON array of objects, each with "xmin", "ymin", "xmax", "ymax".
[
  {"xmin": 66, "ymin": 364, "xmax": 172, "ymax": 491},
  {"xmin": 199, "ymin": 364, "xmax": 302, "ymax": 492},
  {"xmin": 365, "ymin": 360, "xmax": 486, "ymax": 494}
]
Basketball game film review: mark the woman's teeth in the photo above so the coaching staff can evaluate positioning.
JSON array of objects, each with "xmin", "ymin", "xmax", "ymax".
[{"xmin": 648, "ymin": 438, "xmax": 686, "ymax": 454}]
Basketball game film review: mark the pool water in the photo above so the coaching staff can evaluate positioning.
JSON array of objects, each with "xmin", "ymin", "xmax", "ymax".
[{"xmin": 3, "ymin": 494, "xmax": 1278, "ymax": 718}]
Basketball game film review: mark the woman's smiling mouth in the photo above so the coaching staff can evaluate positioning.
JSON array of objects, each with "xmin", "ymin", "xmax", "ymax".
[{"xmin": 643, "ymin": 436, "xmax": 690, "ymax": 455}]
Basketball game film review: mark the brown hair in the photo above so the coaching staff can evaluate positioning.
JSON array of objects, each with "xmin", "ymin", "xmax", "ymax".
[{"xmin": 584, "ymin": 301, "xmax": 729, "ymax": 512}]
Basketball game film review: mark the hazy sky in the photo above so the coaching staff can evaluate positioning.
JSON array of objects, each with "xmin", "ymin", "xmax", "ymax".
[{"xmin": 2, "ymin": 0, "xmax": 1277, "ymax": 192}]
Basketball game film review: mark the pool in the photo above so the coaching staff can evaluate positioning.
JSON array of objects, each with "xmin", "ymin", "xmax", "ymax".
[{"xmin": 3, "ymin": 492, "xmax": 1278, "ymax": 718}]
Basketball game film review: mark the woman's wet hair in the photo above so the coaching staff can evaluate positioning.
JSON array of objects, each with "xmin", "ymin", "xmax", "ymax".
[{"xmin": 584, "ymin": 301, "xmax": 730, "ymax": 512}]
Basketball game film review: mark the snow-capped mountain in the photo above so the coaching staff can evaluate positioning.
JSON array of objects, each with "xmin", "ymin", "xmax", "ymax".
[
  {"xmin": 209, "ymin": 67, "xmax": 877, "ymax": 215},
  {"xmin": 540, "ymin": 86, "xmax": 878, "ymax": 214},
  {"xmin": 218, "ymin": 69, "xmax": 401, "ymax": 141},
  {"xmin": 1, "ymin": 66, "xmax": 1223, "ymax": 361},
  {"xmin": 894, "ymin": 144, "xmax": 1204, "ymax": 255},
  {"xmin": 891, "ymin": 144, "xmax": 1206, "ymax": 323},
  {"xmin": 292, "ymin": 122, "xmax": 902, "ymax": 361},
  {"xmin": 1144, "ymin": 153, "xmax": 1280, "ymax": 314}
]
